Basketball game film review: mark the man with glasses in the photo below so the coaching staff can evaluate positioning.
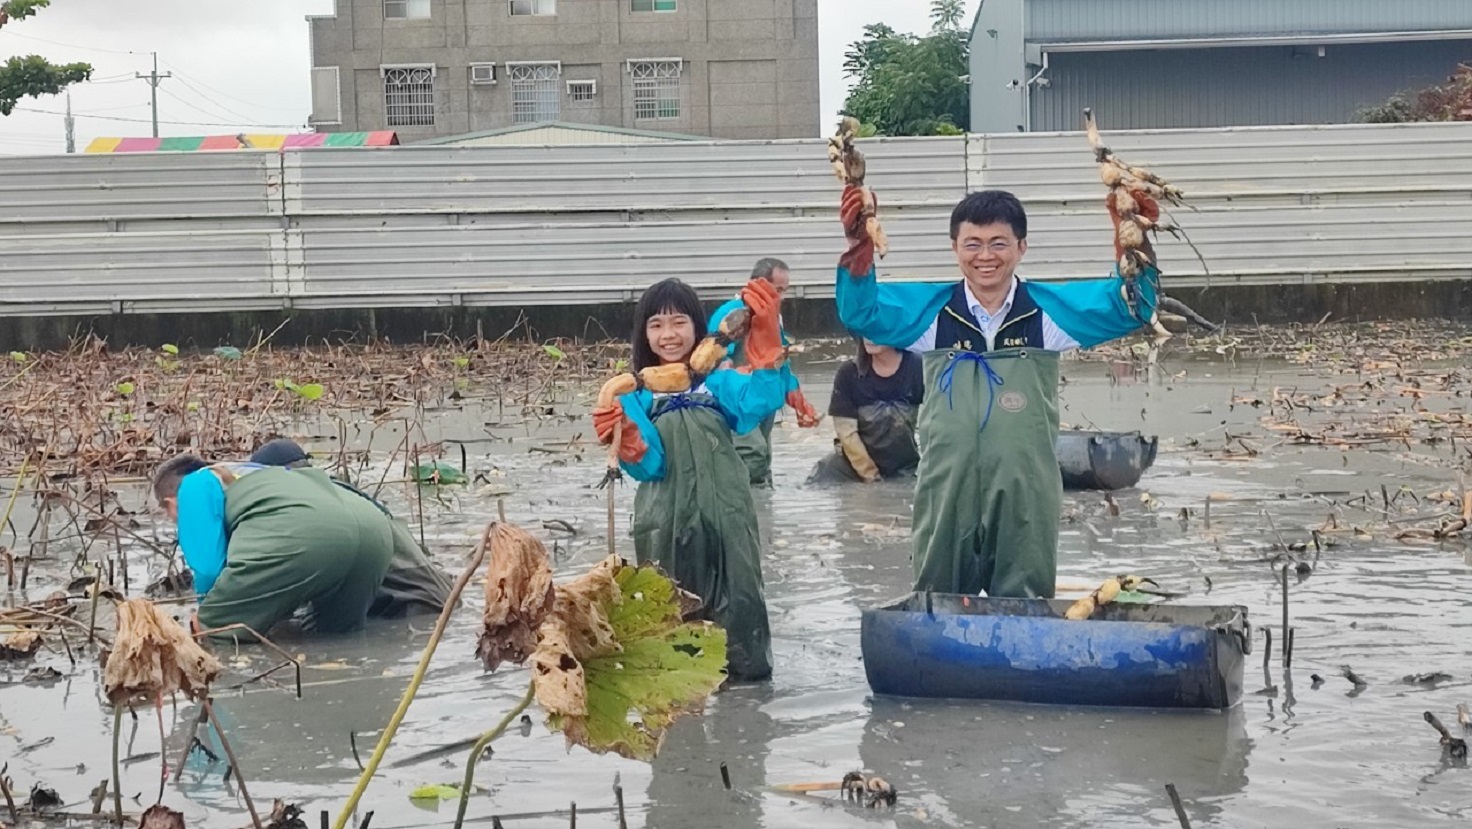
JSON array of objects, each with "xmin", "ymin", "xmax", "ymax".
[{"xmin": 834, "ymin": 188, "xmax": 1158, "ymax": 599}]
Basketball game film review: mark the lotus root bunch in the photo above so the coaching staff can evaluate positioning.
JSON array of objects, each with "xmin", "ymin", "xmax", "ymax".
[
  {"xmin": 595, "ymin": 307, "xmax": 754, "ymax": 408},
  {"xmin": 1064, "ymin": 574, "xmax": 1156, "ymax": 621},
  {"xmin": 827, "ymin": 116, "xmax": 888, "ymax": 257},
  {"xmin": 1084, "ymin": 108, "xmax": 1187, "ymax": 279}
]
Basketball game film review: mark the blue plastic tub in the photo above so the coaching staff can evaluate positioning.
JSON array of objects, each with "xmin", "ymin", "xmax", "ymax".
[{"xmin": 861, "ymin": 593, "xmax": 1249, "ymax": 709}]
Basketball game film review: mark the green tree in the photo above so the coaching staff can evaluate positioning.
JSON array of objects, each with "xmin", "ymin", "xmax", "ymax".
[
  {"xmin": 0, "ymin": 0, "xmax": 92, "ymax": 116},
  {"xmin": 930, "ymin": 0, "xmax": 966, "ymax": 32},
  {"xmin": 841, "ymin": 20, "xmax": 969, "ymax": 136},
  {"xmin": 841, "ymin": 23, "xmax": 899, "ymax": 79},
  {"xmin": 1356, "ymin": 63, "xmax": 1472, "ymax": 123}
]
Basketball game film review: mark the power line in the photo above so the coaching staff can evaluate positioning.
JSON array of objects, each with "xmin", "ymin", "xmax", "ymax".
[
  {"xmin": 162, "ymin": 63, "xmax": 306, "ymax": 114},
  {"xmin": 0, "ymin": 134, "xmax": 62, "ymax": 147},
  {"xmin": 14, "ymin": 105, "xmax": 303, "ymax": 130},
  {"xmin": 0, "ymin": 30, "xmax": 143, "ymax": 56},
  {"xmin": 157, "ymin": 87, "xmax": 240, "ymax": 128},
  {"xmin": 165, "ymin": 76, "xmax": 288, "ymax": 125}
]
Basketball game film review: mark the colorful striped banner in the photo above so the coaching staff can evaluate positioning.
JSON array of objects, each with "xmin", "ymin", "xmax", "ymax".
[{"xmin": 83, "ymin": 132, "xmax": 399, "ymax": 154}]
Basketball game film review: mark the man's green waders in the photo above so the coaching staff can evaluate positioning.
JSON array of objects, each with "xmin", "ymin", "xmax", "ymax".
[
  {"xmin": 630, "ymin": 394, "xmax": 774, "ymax": 681},
  {"xmin": 198, "ymin": 467, "xmax": 395, "ymax": 636},
  {"xmin": 912, "ymin": 347, "xmax": 1061, "ymax": 599}
]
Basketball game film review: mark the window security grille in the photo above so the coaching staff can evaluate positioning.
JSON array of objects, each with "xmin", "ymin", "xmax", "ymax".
[
  {"xmin": 383, "ymin": 66, "xmax": 435, "ymax": 126},
  {"xmin": 630, "ymin": 60, "xmax": 680, "ymax": 120},
  {"xmin": 567, "ymin": 80, "xmax": 596, "ymax": 102},
  {"xmin": 510, "ymin": 63, "xmax": 561, "ymax": 122}
]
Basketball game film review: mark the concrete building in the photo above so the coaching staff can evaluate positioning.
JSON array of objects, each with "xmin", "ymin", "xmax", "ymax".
[
  {"xmin": 306, "ymin": 0, "xmax": 820, "ymax": 141},
  {"xmin": 970, "ymin": 0, "xmax": 1472, "ymax": 133}
]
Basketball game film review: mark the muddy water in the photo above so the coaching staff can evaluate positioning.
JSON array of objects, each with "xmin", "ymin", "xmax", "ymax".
[{"xmin": 4, "ymin": 349, "xmax": 1472, "ymax": 828}]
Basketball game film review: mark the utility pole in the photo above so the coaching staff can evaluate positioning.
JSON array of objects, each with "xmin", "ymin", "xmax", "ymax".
[
  {"xmin": 134, "ymin": 51, "xmax": 172, "ymax": 138},
  {"xmin": 64, "ymin": 93, "xmax": 75, "ymax": 153}
]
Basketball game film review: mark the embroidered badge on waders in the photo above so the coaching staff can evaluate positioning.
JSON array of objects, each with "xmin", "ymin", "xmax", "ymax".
[{"xmin": 998, "ymin": 390, "xmax": 1028, "ymax": 412}]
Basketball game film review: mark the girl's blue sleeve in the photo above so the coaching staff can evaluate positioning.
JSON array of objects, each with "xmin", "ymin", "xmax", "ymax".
[
  {"xmin": 176, "ymin": 470, "xmax": 228, "ymax": 597},
  {"xmin": 1028, "ymin": 265, "xmax": 1159, "ymax": 348},
  {"xmin": 711, "ymin": 298, "xmax": 800, "ymax": 393},
  {"xmin": 709, "ymin": 298, "xmax": 744, "ymax": 339},
  {"xmin": 836, "ymin": 263, "xmax": 952, "ymax": 349},
  {"xmin": 781, "ymin": 362, "xmax": 800, "ymax": 395},
  {"xmin": 705, "ymin": 366, "xmax": 785, "ymax": 436},
  {"xmin": 616, "ymin": 389, "xmax": 666, "ymax": 483}
]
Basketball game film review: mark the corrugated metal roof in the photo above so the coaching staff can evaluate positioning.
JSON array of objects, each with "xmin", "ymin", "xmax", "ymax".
[
  {"xmin": 1025, "ymin": 0, "xmax": 1472, "ymax": 43},
  {"xmin": 1028, "ymin": 40, "xmax": 1472, "ymax": 131},
  {"xmin": 416, "ymin": 121, "xmax": 706, "ymax": 147}
]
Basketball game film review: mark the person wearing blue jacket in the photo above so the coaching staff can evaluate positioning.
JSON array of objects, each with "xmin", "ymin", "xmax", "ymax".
[
  {"xmin": 152, "ymin": 455, "xmax": 394, "ymax": 638},
  {"xmin": 708, "ymin": 258, "xmax": 821, "ymax": 486},
  {"xmin": 592, "ymin": 277, "xmax": 786, "ymax": 681},
  {"xmin": 835, "ymin": 184, "xmax": 1159, "ymax": 599}
]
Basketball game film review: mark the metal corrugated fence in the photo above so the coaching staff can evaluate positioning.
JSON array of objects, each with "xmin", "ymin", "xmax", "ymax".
[
  {"xmin": 1023, "ymin": 0, "xmax": 1472, "ymax": 43},
  {"xmin": 1, "ymin": 121, "xmax": 1469, "ymax": 315}
]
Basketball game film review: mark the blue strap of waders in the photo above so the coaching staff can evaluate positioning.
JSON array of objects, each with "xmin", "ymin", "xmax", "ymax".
[
  {"xmin": 652, "ymin": 392, "xmax": 724, "ymax": 421},
  {"xmin": 938, "ymin": 351, "xmax": 1005, "ymax": 432}
]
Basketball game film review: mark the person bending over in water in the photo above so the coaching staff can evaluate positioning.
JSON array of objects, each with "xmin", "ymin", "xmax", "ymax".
[
  {"xmin": 153, "ymin": 454, "xmax": 394, "ymax": 638},
  {"xmin": 808, "ymin": 338, "xmax": 924, "ymax": 484},
  {"xmin": 247, "ymin": 438, "xmax": 452, "ymax": 618},
  {"xmin": 592, "ymin": 277, "xmax": 785, "ymax": 681}
]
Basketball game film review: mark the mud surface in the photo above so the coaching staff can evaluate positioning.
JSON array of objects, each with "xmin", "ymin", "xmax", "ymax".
[{"xmin": 4, "ymin": 336, "xmax": 1472, "ymax": 828}]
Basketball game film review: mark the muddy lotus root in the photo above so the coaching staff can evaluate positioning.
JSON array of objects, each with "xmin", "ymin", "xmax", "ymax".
[
  {"xmin": 476, "ymin": 522, "xmax": 555, "ymax": 671},
  {"xmin": 103, "ymin": 598, "xmax": 221, "ymax": 704},
  {"xmin": 827, "ymin": 115, "xmax": 888, "ymax": 257}
]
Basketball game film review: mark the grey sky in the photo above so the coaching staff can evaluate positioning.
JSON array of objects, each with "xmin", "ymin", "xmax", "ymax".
[{"xmin": 0, "ymin": 0, "xmax": 978, "ymax": 154}]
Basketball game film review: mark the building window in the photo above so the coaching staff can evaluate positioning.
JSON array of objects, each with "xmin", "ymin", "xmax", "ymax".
[
  {"xmin": 384, "ymin": 0, "xmax": 431, "ymax": 19},
  {"xmin": 509, "ymin": 63, "xmax": 561, "ymax": 123},
  {"xmin": 567, "ymin": 80, "xmax": 597, "ymax": 102},
  {"xmin": 509, "ymin": 0, "xmax": 555, "ymax": 14},
  {"xmin": 630, "ymin": 60, "xmax": 681, "ymax": 120},
  {"xmin": 382, "ymin": 65, "xmax": 435, "ymax": 126},
  {"xmin": 630, "ymin": 0, "xmax": 675, "ymax": 11}
]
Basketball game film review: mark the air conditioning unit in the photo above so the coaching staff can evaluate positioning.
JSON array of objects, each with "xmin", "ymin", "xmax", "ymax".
[{"xmin": 470, "ymin": 63, "xmax": 497, "ymax": 85}]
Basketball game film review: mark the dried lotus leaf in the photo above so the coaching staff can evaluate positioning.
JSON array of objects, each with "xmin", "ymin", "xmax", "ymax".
[
  {"xmin": 476, "ymin": 522, "xmax": 555, "ymax": 672},
  {"xmin": 104, "ymin": 598, "xmax": 220, "ymax": 704}
]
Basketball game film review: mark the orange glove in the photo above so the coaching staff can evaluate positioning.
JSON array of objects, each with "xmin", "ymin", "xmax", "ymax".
[
  {"xmin": 786, "ymin": 389, "xmax": 820, "ymax": 428},
  {"xmin": 592, "ymin": 403, "xmax": 647, "ymax": 464},
  {"xmin": 839, "ymin": 183, "xmax": 878, "ymax": 276},
  {"xmin": 740, "ymin": 278, "xmax": 784, "ymax": 370}
]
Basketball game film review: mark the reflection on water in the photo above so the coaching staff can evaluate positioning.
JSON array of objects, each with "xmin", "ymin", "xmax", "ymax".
[{"xmin": 5, "ymin": 353, "xmax": 1472, "ymax": 827}]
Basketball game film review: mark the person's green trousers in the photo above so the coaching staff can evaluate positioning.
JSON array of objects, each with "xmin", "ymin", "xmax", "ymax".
[
  {"xmin": 912, "ymin": 348, "xmax": 1062, "ymax": 599},
  {"xmin": 199, "ymin": 467, "xmax": 394, "ymax": 637},
  {"xmin": 631, "ymin": 395, "xmax": 774, "ymax": 681}
]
